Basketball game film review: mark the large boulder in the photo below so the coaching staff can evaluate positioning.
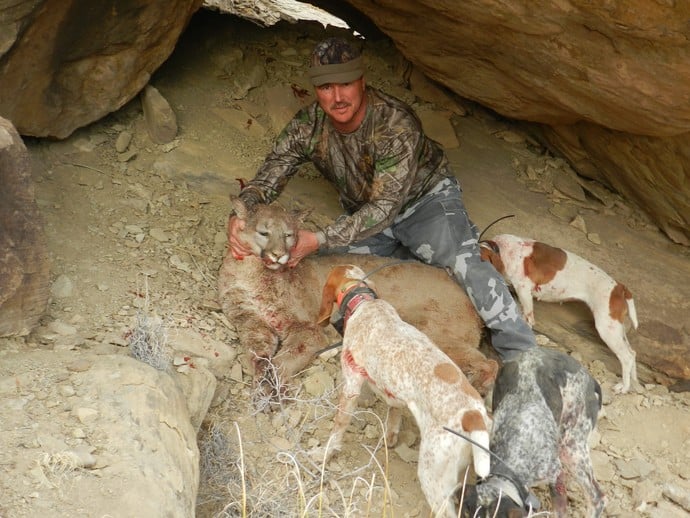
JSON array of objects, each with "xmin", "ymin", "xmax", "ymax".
[
  {"xmin": 336, "ymin": 0, "xmax": 690, "ymax": 244},
  {"xmin": 0, "ymin": 350, "xmax": 209, "ymax": 516},
  {"xmin": 0, "ymin": 0, "xmax": 203, "ymax": 139},
  {"xmin": 0, "ymin": 116, "xmax": 50, "ymax": 337}
]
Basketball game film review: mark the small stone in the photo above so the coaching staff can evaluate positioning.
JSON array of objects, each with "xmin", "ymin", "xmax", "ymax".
[
  {"xmin": 569, "ymin": 214, "xmax": 587, "ymax": 234},
  {"xmin": 141, "ymin": 84, "xmax": 178, "ymax": 144},
  {"xmin": 493, "ymin": 129, "xmax": 525, "ymax": 144},
  {"xmin": 74, "ymin": 407, "xmax": 98, "ymax": 423},
  {"xmin": 48, "ymin": 320, "xmax": 77, "ymax": 336},
  {"xmin": 535, "ymin": 334, "xmax": 550, "ymax": 346},
  {"xmin": 268, "ymin": 436, "xmax": 291, "ymax": 451},
  {"xmin": 229, "ymin": 362, "xmax": 243, "ymax": 383},
  {"xmin": 72, "ymin": 428, "xmax": 87, "ymax": 439},
  {"xmin": 394, "ymin": 443, "xmax": 419, "ymax": 463},
  {"xmin": 173, "ymin": 355, "xmax": 190, "ymax": 366},
  {"xmin": 615, "ymin": 456, "xmax": 655, "ymax": 479},
  {"xmin": 587, "ymin": 232, "xmax": 602, "ymax": 245},
  {"xmin": 149, "ymin": 227, "xmax": 170, "ymax": 242},
  {"xmin": 663, "ymin": 483, "xmax": 690, "ymax": 512},
  {"xmin": 117, "ymin": 149, "xmax": 137, "ymax": 162},
  {"xmin": 58, "ymin": 385, "xmax": 76, "ymax": 397},
  {"xmin": 302, "ymin": 370, "xmax": 334, "ymax": 397},
  {"xmin": 51, "ymin": 275, "xmax": 74, "ymax": 298},
  {"xmin": 591, "ymin": 450, "xmax": 615, "ymax": 482},
  {"xmin": 115, "ymin": 130, "xmax": 133, "ymax": 153},
  {"xmin": 69, "ymin": 445, "xmax": 97, "ymax": 468},
  {"xmin": 632, "ymin": 479, "xmax": 661, "ymax": 508},
  {"xmin": 364, "ymin": 424, "xmax": 380, "ymax": 439},
  {"xmin": 398, "ymin": 429, "xmax": 418, "ymax": 448},
  {"xmin": 66, "ymin": 359, "xmax": 92, "ymax": 372}
]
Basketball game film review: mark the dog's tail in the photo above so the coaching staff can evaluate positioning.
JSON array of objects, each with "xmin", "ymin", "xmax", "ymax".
[
  {"xmin": 621, "ymin": 284, "xmax": 638, "ymax": 329},
  {"xmin": 462, "ymin": 410, "xmax": 491, "ymax": 478},
  {"xmin": 627, "ymin": 297, "xmax": 638, "ymax": 329}
]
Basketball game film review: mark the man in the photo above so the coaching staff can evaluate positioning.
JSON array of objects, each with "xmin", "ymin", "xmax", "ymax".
[{"xmin": 228, "ymin": 37, "xmax": 536, "ymax": 360}]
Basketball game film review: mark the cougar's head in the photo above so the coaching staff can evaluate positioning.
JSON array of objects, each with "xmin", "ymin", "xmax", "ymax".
[{"xmin": 232, "ymin": 197, "xmax": 309, "ymax": 270}]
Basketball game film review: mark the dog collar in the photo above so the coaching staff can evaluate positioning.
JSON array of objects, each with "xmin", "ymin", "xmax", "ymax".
[{"xmin": 333, "ymin": 282, "xmax": 377, "ymax": 333}]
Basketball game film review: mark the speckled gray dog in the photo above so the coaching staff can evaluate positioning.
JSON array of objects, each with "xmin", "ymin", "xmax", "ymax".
[{"xmin": 460, "ymin": 346, "xmax": 606, "ymax": 518}]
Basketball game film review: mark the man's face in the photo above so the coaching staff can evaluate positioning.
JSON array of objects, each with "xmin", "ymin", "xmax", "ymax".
[{"xmin": 314, "ymin": 77, "xmax": 366, "ymax": 133}]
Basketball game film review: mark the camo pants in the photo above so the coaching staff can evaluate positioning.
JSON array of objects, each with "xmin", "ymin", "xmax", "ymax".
[{"xmin": 323, "ymin": 176, "xmax": 536, "ymax": 360}]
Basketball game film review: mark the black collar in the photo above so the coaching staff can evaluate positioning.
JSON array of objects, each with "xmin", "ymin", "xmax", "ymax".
[
  {"xmin": 339, "ymin": 284, "xmax": 377, "ymax": 326},
  {"xmin": 332, "ymin": 282, "xmax": 377, "ymax": 335}
]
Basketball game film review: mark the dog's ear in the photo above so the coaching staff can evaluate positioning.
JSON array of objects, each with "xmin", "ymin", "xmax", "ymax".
[
  {"xmin": 479, "ymin": 241, "xmax": 505, "ymax": 275},
  {"xmin": 317, "ymin": 266, "xmax": 349, "ymax": 326}
]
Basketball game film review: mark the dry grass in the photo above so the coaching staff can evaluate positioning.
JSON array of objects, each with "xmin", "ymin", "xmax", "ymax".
[
  {"xmin": 196, "ymin": 363, "xmax": 400, "ymax": 518},
  {"xmin": 127, "ymin": 276, "xmax": 172, "ymax": 371},
  {"xmin": 195, "ymin": 376, "xmax": 548, "ymax": 518}
]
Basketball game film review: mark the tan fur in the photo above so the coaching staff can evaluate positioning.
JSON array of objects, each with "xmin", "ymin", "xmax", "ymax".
[{"xmin": 218, "ymin": 201, "xmax": 498, "ymax": 399}]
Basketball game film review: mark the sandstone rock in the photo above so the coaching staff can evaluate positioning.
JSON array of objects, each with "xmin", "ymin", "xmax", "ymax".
[
  {"xmin": 343, "ymin": 1, "xmax": 690, "ymax": 136},
  {"xmin": 338, "ymin": 0, "xmax": 690, "ymax": 244},
  {"xmin": 0, "ymin": 117, "xmax": 50, "ymax": 337},
  {"xmin": 539, "ymin": 123, "xmax": 690, "ymax": 245},
  {"xmin": 141, "ymin": 85, "xmax": 178, "ymax": 144},
  {"xmin": 0, "ymin": 350, "xmax": 203, "ymax": 516},
  {"xmin": 0, "ymin": 0, "xmax": 202, "ymax": 139}
]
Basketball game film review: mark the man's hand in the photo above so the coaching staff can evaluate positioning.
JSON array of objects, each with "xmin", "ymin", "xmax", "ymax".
[
  {"xmin": 287, "ymin": 230, "xmax": 319, "ymax": 267},
  {"xmin": 227, "ymin": 215, "xmax": 253, "ymax": 260}
]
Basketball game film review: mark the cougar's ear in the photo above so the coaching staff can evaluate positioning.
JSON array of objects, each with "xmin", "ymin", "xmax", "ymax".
[
  {"xmin": 230, "ymin": 196, "xmax": 248, "ymax": 220},
  {"xmin": 317, "ymin": 265, "xmax": 349, "ymax": 326},
  {"xmin": 292, "ymin": 208, "xmax": 311, "ymax": 225}
]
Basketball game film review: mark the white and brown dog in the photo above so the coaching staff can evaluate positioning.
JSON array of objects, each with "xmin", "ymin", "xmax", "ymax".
[
  {"xmin": 480, "ymin": 233, "xmax": 639, "ymax": 393},
  {"xmin": 314, "ymin": 264, "xmax": 491, "ymax": 518}
]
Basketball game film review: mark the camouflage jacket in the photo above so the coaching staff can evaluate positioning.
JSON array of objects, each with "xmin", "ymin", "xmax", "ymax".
[{"xmin": 239, "ymin": 86, "xmax": 452, "ymax": 249}]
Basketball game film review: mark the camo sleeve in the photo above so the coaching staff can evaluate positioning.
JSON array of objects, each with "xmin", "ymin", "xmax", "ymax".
[
  {"xmin": 238, "ymin": 107, "xmax": 316, "ymax": 208},
  {"xmin": 318, "ymin": 128, "xmax": 424, "ymax": 248}
]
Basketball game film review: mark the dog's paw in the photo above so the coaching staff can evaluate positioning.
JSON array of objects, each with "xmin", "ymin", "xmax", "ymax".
[
  {"xmin": 614, "ymin": 379, "xmax": 644, "ymax": 395},
  {"xmin": 385, "ymin": 430, "xmax": 399, "ymax": 448},
  {"xmin": 612, "ymin": 381, "xmax": 627, "ymax": 394},
  {"xmin": 612, "ymin": 380, "xmax": 638, "ymax": 394}
]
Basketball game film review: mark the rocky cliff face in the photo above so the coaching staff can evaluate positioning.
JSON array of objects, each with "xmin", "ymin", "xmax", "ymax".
[{"xmin": 337, "ymin": 0, "xmax": 690, "ymax": 245}]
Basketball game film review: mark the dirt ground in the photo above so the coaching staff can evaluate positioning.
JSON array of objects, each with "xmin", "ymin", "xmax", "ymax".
[{"xmin": 5, "ymin": 10, "xmax": 690, "ymax": 518}]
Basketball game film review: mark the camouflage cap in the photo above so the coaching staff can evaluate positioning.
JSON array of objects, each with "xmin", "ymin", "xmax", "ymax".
[{"xmin": 308, "ymin": 37, "xmax": 364, "ymax": 86}]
